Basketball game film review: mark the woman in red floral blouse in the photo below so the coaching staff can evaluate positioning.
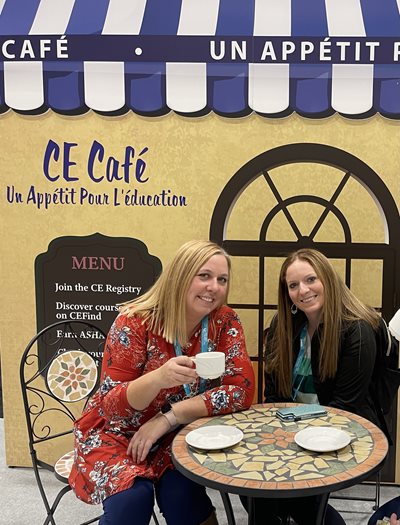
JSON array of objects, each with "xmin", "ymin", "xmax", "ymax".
[{"xmin": 69, "ymin": 240, "xmax": 255, "ymax": 525}]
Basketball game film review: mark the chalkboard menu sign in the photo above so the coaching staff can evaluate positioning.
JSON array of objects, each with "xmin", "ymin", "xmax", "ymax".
[{"xmin": 35, "ymin": 233, "xmax": 162, "ymax": 363}]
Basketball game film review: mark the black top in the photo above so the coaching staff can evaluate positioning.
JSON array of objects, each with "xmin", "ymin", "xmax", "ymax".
[{"xmin": 264, "ymin": 312, "xmax": 380, "ymax": 427}]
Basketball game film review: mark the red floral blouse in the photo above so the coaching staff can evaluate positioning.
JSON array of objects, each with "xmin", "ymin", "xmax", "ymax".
[{"xmin": 69, "ymin": 305, "xmax": 255, "ymax": 504}]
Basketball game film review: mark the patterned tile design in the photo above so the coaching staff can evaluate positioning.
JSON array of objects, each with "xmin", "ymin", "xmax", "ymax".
[
  {"xmin": 46, "ymin": 350, "xmax": 98, "ymax": 402},
  {"xmin": 54, "ymin": 450, "xmax": 74, "ymax": 480},
  {"xmin": 172, "ymin": 404, "xmax": 388, "ymax": 498}
]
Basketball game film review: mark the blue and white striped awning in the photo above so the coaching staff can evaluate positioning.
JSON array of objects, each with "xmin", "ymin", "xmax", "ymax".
[{"xmin": 1, "ymin": 0, "xmax": 400, "ymax": 118}]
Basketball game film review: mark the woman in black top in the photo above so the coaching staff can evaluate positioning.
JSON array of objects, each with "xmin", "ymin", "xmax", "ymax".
[
  {"xmin": 252, "ymin": 249, "xmax": 381, "ymax": 525},
  {"xmin": 265, "ymin": 248, "xmax": 380, "ymax": 425}
]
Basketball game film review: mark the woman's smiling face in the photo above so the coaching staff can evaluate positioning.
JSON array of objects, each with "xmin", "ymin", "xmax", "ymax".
[
  {"xmin": 285, "ymin": 258, "xmax": 325, "ymax": 322},
  {"xmin": 186, "ymin": 254, "xmax": 229, "ymax": 323}
]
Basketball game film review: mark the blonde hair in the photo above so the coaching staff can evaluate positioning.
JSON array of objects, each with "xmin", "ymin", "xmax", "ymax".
[
  {"xmin": 119, "ymin": 240, "xmax": 231, "ymax": 346},
  {"xmin": 268, "ymin": 248, "xmax": 380, "ymax": 398}
]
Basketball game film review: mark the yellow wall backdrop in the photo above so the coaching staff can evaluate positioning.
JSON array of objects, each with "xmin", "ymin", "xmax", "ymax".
[{"xmin": 1, "ymin": 110, "xmax": 399, "ymax": 479}]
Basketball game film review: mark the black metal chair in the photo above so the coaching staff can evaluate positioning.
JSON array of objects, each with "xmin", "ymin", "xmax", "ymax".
[
  {"xmin": 20, "ymin": 320, "xmax": 106, "ymax": 525},
  {"xmin": 20, "ymin": 320, "xmax": 161, "ymax": 525}
]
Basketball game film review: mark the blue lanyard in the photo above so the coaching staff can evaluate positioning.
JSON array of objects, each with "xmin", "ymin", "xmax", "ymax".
[
  {"xmin": 174, "ymin": 316, "xmax": 208, "ymax": 397},
  {"xmin": 292, "ymin": 325, "xmax": 308, "ymax": 401}
]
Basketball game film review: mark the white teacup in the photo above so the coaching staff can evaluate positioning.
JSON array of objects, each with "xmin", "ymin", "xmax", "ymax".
[{"xmin": 193, "ymin": 352, "xmax": 225, "ymax": 379}]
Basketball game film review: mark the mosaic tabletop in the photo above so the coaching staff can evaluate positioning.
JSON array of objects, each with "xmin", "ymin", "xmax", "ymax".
[{"xmin": 172, "ymin": 404, "xmax": 388, "ymax": 498}]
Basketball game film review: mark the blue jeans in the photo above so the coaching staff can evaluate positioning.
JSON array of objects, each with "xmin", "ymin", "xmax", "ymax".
[{"xmin": 99, "ymin": 469, "xmax": 214, "ymax": 525}]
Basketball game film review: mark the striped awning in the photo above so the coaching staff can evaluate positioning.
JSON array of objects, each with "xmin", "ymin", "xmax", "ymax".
[{"xmin": 1, "ymin": 0, "xmax": 400, "ymax": 118}]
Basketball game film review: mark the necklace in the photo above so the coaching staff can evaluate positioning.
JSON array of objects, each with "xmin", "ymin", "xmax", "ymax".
[
  {"xmin": 292, "ymin": 325, "xmax": 309, "ymax": 401},
  {"xmin": 174, "ymin": 316, "xmax": 208, "ymax": 397}
]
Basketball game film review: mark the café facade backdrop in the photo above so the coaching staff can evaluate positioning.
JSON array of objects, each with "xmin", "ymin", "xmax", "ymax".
[{"xmin": 1, "ymin": 0, "xmax": 400, "ymax": 481}]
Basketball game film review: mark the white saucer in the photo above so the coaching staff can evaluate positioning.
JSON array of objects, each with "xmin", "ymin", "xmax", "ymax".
[
  {"xmin": 185, "ymin": 425, "xmax": 244, "ymax": 450},
  {"xmin": 294, "ymin": 426, "xmax": 351, "ymax": 453}
]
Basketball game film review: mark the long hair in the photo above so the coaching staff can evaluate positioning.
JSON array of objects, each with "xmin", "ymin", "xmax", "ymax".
[
  {"xmin": 119, "ymin": 240, "xmax": 231, "ymax": 346},
  {"xmin": 267, "ymin": 249, "xmax": 380, "ymax": 398}
]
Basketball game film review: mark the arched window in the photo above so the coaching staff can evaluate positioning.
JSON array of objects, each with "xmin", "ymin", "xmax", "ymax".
[{"xmin": 210, "ymin": 143, "xmax": 400, "ymax": 479}]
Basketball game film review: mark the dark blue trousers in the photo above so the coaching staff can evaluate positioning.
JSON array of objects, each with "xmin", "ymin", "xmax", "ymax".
[
  {"xmin": 99, "ymin": 468, "xmax": 214, "ymax": 525},
  {"xmin": 368, "ymin": 496, "xmax": 400, "ymax": 524}
]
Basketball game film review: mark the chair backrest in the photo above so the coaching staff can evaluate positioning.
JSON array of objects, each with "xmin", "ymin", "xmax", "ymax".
[{"xmin": 20, "ymin": 320, "xmax": 106, "ymax": 470}]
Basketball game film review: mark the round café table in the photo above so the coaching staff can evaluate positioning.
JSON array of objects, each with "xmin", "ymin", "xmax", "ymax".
[{"xmin": 171, "ymin": 403, "xmax": 388, "ymax": 525}]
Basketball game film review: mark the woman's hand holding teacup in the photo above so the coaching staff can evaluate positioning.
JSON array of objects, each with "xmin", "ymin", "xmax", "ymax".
[{"xmin": 156, "ymin": 356, "xmax": 197, "ymax": 389}]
